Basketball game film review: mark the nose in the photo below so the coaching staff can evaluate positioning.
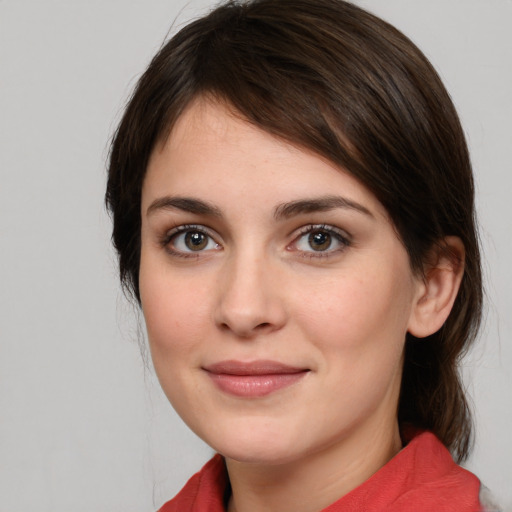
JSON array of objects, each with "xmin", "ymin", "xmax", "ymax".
[{"xmin": 213, "ymin": 251, "xmax": 287, "ymax": 338}]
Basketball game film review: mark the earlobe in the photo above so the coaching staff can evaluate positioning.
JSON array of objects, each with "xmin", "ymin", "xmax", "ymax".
[{"xmin": 407, "ymin": 236, "xmax": 465, "ymax": 338}]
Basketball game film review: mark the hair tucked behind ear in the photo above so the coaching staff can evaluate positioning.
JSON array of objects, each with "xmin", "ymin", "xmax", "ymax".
[{"xmin": 106, "ymin": 0, "xmax": 482, "ymax": 461}]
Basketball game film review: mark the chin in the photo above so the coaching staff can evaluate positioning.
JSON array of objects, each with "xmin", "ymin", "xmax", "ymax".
[
  {"xmin": 219, "ymin": 446, "xmax": 301, "ymax": 466},
  {"xmin": 205, "ymin": 424, "xmax": 306, "ymax": 465}
]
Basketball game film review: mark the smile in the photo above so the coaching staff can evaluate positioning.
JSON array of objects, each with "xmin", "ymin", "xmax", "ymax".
[{"xmin": 203, "ymin": 360, "xmax": 310, "ymax": 398}]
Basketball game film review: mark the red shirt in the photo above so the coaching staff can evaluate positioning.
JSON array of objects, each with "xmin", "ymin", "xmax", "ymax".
[{"xmin": 159, "ymin": 431, "xmax": 483, "ymax": 512}]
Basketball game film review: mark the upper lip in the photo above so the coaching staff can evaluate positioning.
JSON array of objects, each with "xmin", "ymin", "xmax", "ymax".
[{"xmin": 203, "ymin": 360, "xmax": 309, "ymax": 376}]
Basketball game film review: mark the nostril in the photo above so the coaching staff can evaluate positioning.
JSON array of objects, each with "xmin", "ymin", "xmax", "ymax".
[{"xmin": 219, "ymin": 320, "xmax": 273, "ymax": 337}]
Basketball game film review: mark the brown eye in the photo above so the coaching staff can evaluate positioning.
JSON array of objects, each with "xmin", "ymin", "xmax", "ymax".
[
  {"xmin": 308, "ymin": 230, "xmax": 332, "ymax": 251},
  {"xmin": 185, "ymin": 231, "xmax": 208, "ymax": 251},
  {"xmin": 166, "ymin": 226, "xmax": 220, "ymax": 255},
  {"xmin": 292, "ymin": 225, "xmax": 350, "ymax": 256}
]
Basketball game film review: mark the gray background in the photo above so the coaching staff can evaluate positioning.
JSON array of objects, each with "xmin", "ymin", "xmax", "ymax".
[{"xmin": 1, "ymin": 1, "xmax": 510, "ymax": 510}]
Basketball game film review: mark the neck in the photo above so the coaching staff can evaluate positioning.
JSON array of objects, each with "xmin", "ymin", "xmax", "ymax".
[{"xmin": 226, "ymin": 421, "xmax": 402, "ymax": 512}]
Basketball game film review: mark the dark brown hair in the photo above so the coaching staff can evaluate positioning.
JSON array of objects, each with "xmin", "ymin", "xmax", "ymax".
[{"xmin": 106, "ymin": 0, "xmax": 482, "ymax": 461}]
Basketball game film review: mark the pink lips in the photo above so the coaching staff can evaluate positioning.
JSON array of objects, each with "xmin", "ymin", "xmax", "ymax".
[{"xmin": 203, "ymin": 360, "xmax": 309, "ymax": 398}]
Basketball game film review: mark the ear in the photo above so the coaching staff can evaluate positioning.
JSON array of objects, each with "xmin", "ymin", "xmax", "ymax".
[{"xmin": 407, "ymin": 236, "xmax": 465, "ymax": 338}]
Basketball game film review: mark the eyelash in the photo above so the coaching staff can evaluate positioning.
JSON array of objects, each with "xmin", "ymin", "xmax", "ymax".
[
  {"xmin": 159, "ymin": 223, "xmax": 351, "ymax": 259},
  {"xmin": 289, "ymin": 224, "xmax": 351, "ymax": 258},
  {"xmin": 160, "ymin": 224, "xmax": 220, "ymax": 259}
]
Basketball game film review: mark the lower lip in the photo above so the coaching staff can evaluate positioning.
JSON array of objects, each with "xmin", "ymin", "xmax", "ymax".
[{"xmin": 206, "ymin": 371, "xmax": 308, "ymax": 398}]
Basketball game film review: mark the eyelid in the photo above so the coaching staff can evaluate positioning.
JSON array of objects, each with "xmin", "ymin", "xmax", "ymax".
[
  {"xmin": 287, "ymin": 224, "xmax": 352, "ymax": 256},
  {"xmin": 293, "ymin": 223, "xmax": 351, "ymax": 240},
  {"xmin": 160, "ymin": 224, "xmax": 222, "ymax": 257},
  {"xmin": 163, "ymin": 223, "xmax": 216, "ymax": 238}
]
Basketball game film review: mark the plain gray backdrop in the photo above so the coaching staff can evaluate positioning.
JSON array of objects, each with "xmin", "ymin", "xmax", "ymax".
[{"xmin": 1, "ymin": 1, "xmax": 511, "ymax": 511}]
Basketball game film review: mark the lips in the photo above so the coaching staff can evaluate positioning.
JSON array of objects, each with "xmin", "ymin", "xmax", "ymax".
[{"xmin": 203, "ymin": 360, "xmax": 309, "ymax": 398}]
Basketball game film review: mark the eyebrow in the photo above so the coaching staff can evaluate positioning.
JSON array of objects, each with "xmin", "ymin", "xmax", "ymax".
[
  {"xmin": 146, "ymin": 196, "xmax": 222, "ymax": 217},
  {"xmin": 146, "ymin": 194, "xmax": 373, "ymax": 219},
  {"xmin": 274, "ymin": 195, "xmax": 373, "ymax": 220}
]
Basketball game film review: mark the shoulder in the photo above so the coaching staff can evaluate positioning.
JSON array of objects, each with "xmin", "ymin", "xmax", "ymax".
[
  {"xmin": 329, "ymin": 431, "xmax": 484, "ymax": 512},
  {"xmin": 391, "ymin": 432, "xmax": 503, "ymax": 512}
]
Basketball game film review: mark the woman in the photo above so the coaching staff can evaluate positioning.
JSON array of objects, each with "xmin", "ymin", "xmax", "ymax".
[{"xmin": 106, "ymin": 0, "xmax": 496, "ymax": 510}]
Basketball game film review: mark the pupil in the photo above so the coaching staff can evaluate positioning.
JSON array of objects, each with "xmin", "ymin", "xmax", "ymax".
[
  {"xmin": 309, "ymin": 231, "xmax": 331, "ymax": 251},
  {"xmin": 185, "ymin": 231, "xmax": 207, "ymax": 251}
]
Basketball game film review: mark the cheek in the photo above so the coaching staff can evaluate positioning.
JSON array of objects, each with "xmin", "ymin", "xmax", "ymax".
[
  {"xmin": 139, "ymin": 259, "xmax": 213, "ymax": 364},
  {"xmin": 292, "ymin": 267, "xmax": 412, "ymax": 417},
  {"xmin": 139, "ymin": 266, "xmax": 216, "ymax": 420},
  {"xmin": 292, "ymin": 260, "xmax": 415, "ymax": 356}
]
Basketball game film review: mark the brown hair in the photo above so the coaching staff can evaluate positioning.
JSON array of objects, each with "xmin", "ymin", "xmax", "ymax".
[{"xmin": 106, "ymin": 0, "xmax": 482, "ymax": 461}]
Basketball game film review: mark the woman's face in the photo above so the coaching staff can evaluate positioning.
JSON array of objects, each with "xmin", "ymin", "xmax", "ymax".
[{"xmin": 139, "ymin": 99, "xmax": 423, "ymax": 465}]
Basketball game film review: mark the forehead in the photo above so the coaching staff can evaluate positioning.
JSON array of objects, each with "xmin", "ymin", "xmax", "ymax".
[
  {"xmin": 143, "ymin": 98, "xmax": 387, "ymax": 221},
  {"xmin": 152, "ymin": 97, "xmax": 303, "ymax": 168}
]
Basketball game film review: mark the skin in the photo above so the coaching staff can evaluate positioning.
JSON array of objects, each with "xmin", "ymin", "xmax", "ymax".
[{"xmin": 139, "ymin": 98, "xmax": 463, "ymax": 512}]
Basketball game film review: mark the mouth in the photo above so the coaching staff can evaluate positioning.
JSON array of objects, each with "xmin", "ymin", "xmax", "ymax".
[{"xmin": 202, "ymin": 360, "xmax": 310, "ymax": 398}]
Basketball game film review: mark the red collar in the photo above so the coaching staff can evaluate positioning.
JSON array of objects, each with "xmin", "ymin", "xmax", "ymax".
[{"xmin": 159, "ymin": 431, "xmax": 481, "ymax": 512}]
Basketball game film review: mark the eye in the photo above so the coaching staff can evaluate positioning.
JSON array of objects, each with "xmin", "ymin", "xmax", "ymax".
[
  {"xmin": 163, "ymin": 225, "xmax": 220, "ymax": 255},
  {"xmin": 291, "ymin": 225, "xmax": 350, "ymax": 255}
]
